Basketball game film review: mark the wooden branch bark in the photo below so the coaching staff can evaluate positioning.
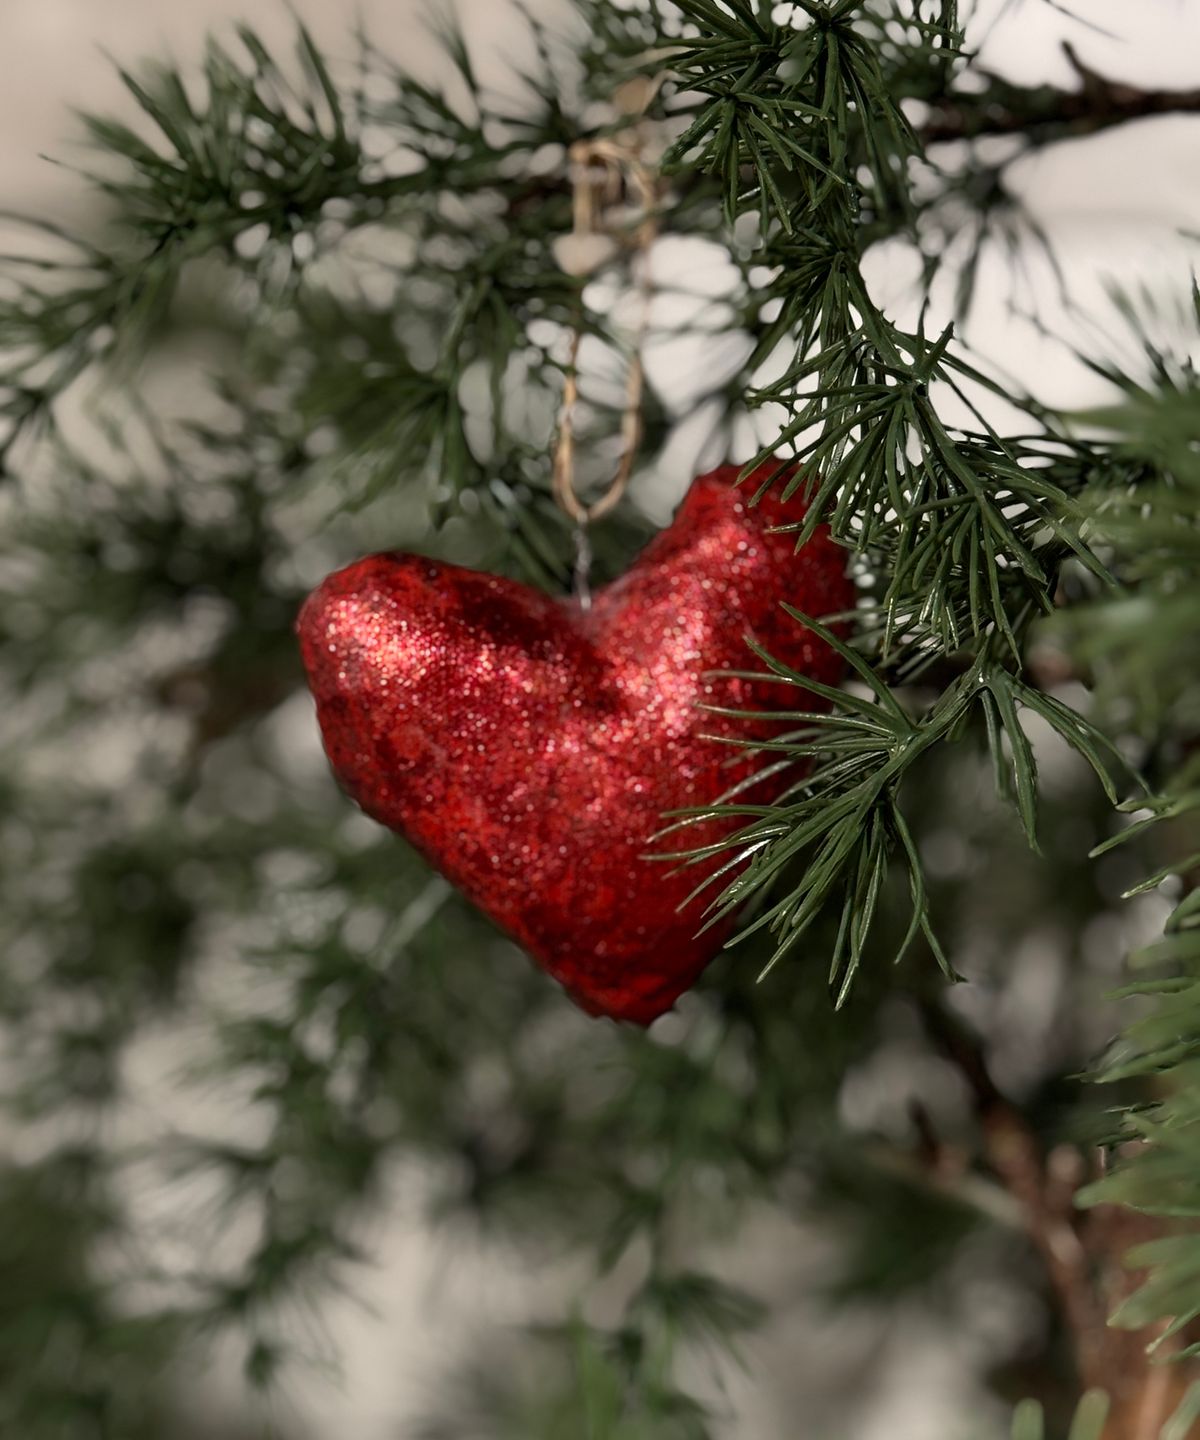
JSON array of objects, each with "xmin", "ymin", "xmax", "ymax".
[
  {"xmin": 920, "ymin": 1001, "xmax": 1200, "ymax": 1439},
  {"xmin": 921, "ymin": 44, "xmax": 1200, "ymax": 147}
]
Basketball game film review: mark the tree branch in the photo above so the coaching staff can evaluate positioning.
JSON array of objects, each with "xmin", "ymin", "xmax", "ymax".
[
  {"xmin": 918, "ymin": 1002, "xmax": 1108, "ymax": 1376},
  {"xmin": 921, "ymin": 43, "xmax": 1200, "ymax": 147},
  {"xmin": 918, "ymin": 1000, "xmax": 1199, "ymax": 1438}
]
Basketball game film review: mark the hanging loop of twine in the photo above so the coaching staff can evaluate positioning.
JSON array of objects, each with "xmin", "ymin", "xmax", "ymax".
[{"xmin": 551, "ymin": 134, "xmax": 659, "ymax": 527}]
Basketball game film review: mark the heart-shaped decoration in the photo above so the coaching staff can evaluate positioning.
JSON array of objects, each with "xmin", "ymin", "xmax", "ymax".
[{"xmin": 297, "ymin": 463, "xmax": 852, "ymax": 1023}]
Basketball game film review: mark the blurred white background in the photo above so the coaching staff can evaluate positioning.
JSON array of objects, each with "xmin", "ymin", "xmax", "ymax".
[{"xmin": 1, "ymin": 2, "xmax": 1197, "ymax": 1437}]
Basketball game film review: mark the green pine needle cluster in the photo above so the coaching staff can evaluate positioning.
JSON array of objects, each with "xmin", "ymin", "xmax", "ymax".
[{"xmin": 1063, "ymin": 292, "xmax": 1200, "ymax": 1368}]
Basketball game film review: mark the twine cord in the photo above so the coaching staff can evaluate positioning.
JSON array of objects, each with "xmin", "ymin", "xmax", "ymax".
[{"xmin": 551, "ymin": 132, "xmax": 659, "ymax": 560}]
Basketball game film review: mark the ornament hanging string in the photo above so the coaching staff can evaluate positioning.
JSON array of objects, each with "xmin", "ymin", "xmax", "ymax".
[{"xmin": 552, "ymin": 130, "xmax": 660, "ymax": 606}]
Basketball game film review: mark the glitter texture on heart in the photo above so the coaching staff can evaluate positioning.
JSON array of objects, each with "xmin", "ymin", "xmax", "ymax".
[{"xmin": 297, "ymin": 463, "xmax": 853, "ymax": 1023}]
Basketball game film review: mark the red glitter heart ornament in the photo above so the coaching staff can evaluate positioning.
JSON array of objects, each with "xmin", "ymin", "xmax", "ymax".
[{"xmin": 297, "ymin": 463, "xmax": 853, "ymax": 1023}]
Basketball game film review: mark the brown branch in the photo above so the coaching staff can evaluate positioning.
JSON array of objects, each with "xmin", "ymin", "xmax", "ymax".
[
  {"xmin": 1081, "ymin": 1187, "xmax": 1200, "ymax": 1440},
  {"xmin": 918, "ymin": 1001, "xmax": 1200, "ymax": 1439},
  {"xmin": 921, "ymin": 43, "xmax": 1200, "ymax": 147},
  {"xmin": 981, "ymin": 1114, "xmax": 1108, "ymax": 1384},
  {"xmin": 156, "ymin": 654, "xmax": 298, "ymax": 758},
  {"xmin": 919, "ymin": 1002, "xmax": 1108, "ymax": 1381},
  {"xmin": 509, "ymin": 46, "xmax": 1200, "ymax": 239}
]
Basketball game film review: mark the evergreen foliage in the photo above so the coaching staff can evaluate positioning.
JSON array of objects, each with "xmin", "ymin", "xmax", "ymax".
[
  {"xmin": 1068, "ymin": 293, "xmax": 1200, "ymax": 1367},
  {"xmin": 1, "ymin": 1, "xmax": 1198, "ymax": 1436}
]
